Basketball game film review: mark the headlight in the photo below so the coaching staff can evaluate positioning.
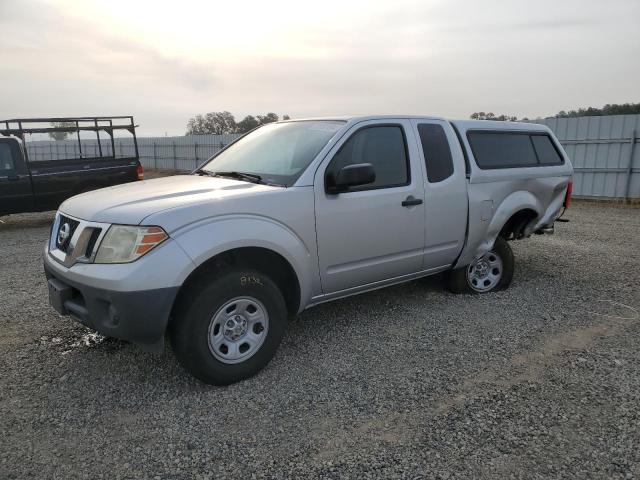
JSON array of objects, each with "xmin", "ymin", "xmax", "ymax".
[{"xmin": 94, "ymin": 225, "xmax": 168, "ymax": 264}]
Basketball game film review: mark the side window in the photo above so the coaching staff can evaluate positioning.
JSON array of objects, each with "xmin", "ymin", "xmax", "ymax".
[
  {"xmin": 467, "ymin": 132, "xmax": 538, "ymax": 169},
  {"xmin": 0, "ymin": 143, "xmax": 16, "ymax": 173},
  {"xmin": 327, "ymin": 125, "xmax": 408, "ymax": 190},
  {"xmin": 417, "ymin": 124, "xmax": 454, "ymax": 183},
  {"xmin": 531, "ymin": 134, "xmax": 563, "ymax": 165}
]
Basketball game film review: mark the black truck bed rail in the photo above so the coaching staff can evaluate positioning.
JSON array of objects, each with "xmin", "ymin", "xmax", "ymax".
[
  {"xmin": 0, "ymin": 116, "xmax": 140, "ymax": 164},
  {"xmin": 0, "ymin": 116, "xmax": 142, "ymax": 215}
]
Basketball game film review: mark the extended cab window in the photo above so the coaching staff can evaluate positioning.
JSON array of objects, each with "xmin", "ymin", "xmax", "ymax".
[
  {"xmin": 328, "ymin": 125, "xmax": 408, "ymax": 189},
  {"xmin": 467, "ymin": 131, "xmax": 564, "ymax": 169},
  {"xmin": 0, "ymin": 143, "xmax": 16, "ymax": 173},
  {"xmin": 467, "ymin": 132, "xmax": 537, "ymax": 168},
  {"xmin": 531, "ymin": 134, "xmax": 563, "ymax": 165},
  {"xmin": 417, "ymin": 124, "xmax": 454, "ymax": 182}
]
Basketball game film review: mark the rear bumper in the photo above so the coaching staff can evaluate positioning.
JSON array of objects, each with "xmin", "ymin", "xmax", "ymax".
[{"xmin": 44, "ymin": 257, "xmax": 179, "ymax": 353}]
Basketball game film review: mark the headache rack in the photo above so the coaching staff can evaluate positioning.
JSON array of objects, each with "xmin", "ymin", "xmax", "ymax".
[{"xmin": 0, "ymin": 116, "xmax": 140, "ymax": 164}]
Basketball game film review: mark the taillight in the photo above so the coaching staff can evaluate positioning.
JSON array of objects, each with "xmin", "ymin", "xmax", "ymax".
[
  {"xmin": 136, "ymin": 164, "xmax": 144, "ymax": 180},
  {"xmin": 564, "ymin": 180, "xmax": 573, "ymax": 209}
]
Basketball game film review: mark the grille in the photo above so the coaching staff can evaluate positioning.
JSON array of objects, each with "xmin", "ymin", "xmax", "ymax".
[
  {"xmin": 85, "ymin": 228, "xmax": 102, "ymax": 257},
  {"xmin": 55, "ymin": 215, "xmax": 80, "ymax": 253}
]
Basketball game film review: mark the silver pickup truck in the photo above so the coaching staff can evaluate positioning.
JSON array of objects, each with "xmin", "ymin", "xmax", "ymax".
[{"xmin": 44, "ymin": 116, "xmax": 573, "ymax": 384}]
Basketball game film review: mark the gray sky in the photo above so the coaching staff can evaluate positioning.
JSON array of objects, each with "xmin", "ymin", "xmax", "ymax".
[{"xmin": 1, "ymin": 0, "xmax": 638, "ymax": 135}]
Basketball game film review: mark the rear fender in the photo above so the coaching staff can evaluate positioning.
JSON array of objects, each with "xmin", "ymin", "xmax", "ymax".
[
  {"xmin": 455, "ymin": 190, "xmax": 542, "ymax": 268},
  {"xmin": 530, "ymin": 181, "xmax": 570, "ymax": 231},
  {"xmin": 485, "ymin": 190, "xmax": 542, "ymax": 248}
]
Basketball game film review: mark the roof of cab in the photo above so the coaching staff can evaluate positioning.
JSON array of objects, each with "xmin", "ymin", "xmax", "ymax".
[
  {"xmin": 451, "ymin": 119, "xmax": 550, "ymax": 132},
  {"xmin": 282, "ymin": 114, "xmax": 447, "ymax": 123},
  {"xmin": 282, "ymin": 115, "xmax": 550, "ymax": 132}
]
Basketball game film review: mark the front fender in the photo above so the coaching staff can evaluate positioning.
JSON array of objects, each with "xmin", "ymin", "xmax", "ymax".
[{"xmin": 172, "ymin": 215, "xmax": 316, "ymax": 311}]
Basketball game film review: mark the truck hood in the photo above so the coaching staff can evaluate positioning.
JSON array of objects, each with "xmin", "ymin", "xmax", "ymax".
[{"xmin": 59, "ymin": 175, "xmax": 283, "ymax": 225}]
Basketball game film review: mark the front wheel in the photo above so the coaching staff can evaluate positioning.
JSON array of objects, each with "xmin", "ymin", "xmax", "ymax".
[
  {"xmin": 446, "ymin": 236, "xmax": 514, "ymax": 294},
  {"xmin": 170, "ymin": 269, "xmax": 287, "ymax": 385}
]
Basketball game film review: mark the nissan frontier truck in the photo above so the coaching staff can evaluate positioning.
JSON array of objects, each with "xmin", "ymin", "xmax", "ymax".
[{"xmin": 44, "ymin": 116, "xmax": 573, "ymax": 384}]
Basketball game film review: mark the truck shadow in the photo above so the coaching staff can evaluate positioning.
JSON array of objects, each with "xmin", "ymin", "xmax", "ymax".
[
  {"xmin": 54, "ymin": 273, "xmax": 449, "ymax": 390},
  {"xmin": 295, "ymin": 273, "xmax": 445, "ymax": 321}
]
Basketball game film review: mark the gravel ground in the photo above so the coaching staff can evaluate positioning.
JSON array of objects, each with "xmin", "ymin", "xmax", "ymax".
[{"xmin": 0, "ymin": 202, "xmax": 639, "ymax": 479}]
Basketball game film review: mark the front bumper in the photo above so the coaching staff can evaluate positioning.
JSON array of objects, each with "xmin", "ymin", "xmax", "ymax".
[{"xmin": 43, "ymin": 242, "xmax": 190, "ymax": 352}]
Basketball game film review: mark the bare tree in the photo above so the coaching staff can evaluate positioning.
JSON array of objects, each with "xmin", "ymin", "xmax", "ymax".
[{"xmin": 48, "ymin": 121, "xmax": 76, "ymax": 141}]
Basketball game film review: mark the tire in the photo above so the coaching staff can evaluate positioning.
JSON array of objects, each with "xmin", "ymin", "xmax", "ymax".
[
  {"xmin": 446, "ymin": 236, "xmax": 514, "ymax": 294},
  {"xmin": 169, "ymin": 268, "xmax": 287, "ymax": 385}
]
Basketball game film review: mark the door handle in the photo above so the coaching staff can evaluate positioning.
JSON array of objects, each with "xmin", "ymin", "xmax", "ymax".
[
  {"xmin": 401, "ymin": 195, "xmax": 423, "ymax": 207},
  {"xmin": 7, "ymin": 175, "xmax": 20, "ymax": 181}
]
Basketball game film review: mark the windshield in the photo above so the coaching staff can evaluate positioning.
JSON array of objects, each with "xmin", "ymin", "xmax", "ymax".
[{"xmin": 200, "ymin": 120, "xmax": 345, "ymax": 186}]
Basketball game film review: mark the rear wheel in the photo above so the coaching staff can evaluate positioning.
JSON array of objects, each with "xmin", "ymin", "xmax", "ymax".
[
  {"xmin": 170, "ymin": 269, "xmax": 287, "ymax": 385},
  {"xmin": 446, "ymin": 236, "xmax": 514, "ymax": 294}
]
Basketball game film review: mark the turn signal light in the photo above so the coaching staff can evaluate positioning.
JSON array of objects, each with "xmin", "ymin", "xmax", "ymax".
[{"xmin": 135, "ymin": 227, "xmax": 168, "ymax": 255}]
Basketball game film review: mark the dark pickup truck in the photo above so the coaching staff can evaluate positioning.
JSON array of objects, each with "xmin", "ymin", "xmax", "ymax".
[{"xmin": 0, "ymin": 116, "xmax": 143, "ymax": 216}]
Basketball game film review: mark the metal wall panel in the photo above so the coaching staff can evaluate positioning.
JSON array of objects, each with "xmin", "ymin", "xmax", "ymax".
[
  {"xmin": 24, "ymin": 115, "xmax": 640, "ymax": 199},
  {"xmin": 535, "ymin": 115, "xmax": 639, "ymax": 199},
  {"xmin": 24, "ymin": 133, "xmax": 243, "ymax": 171}
]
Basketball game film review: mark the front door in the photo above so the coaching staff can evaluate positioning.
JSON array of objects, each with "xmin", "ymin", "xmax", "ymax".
[
  {"xmin": 314, "ymin": 120, "xmax": 426, "ymax": 294},
  {"xmin": 0, "ymin": 138, "xmax": 33, "ymax": 215}
]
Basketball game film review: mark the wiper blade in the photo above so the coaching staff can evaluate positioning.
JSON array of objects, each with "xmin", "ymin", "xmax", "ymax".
[
  {"xmin": 195, "ymin": 169, "xmax": 284, "ymax": 186},
  {"xmin": 194, "ymin": 169, "xmax": 217, "ymax": 177},
  {"xmin": 210, "ymin": 171, "xmax": 264, "ymax": 184}
]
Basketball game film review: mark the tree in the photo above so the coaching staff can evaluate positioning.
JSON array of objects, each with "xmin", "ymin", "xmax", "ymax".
[
  {"xmin": 236, "ymin": 115, "xmax": 260, "ymax": 134},
  {"xmin": 185, "ymin": 115, "xmax": 207, "ymax": 135},
  {"xmin": 470, "ymin": 112, "xmax": 518, "ymax": 121},
  {"xmin": 48, "ymin": 121, "xmax": 76, "ymax": 141},
  {"xmin": 186, "ymin": 112, "xmax": 292, "ymax": 135},
  {"xmin": 469, "ymin": 102, "xmax": 640, "ymax": 123},
  {"xmin": 554, "ymin": 103, "xmax": 640, "ymax": 118},
  {"xmin": 256, "ymin": 113, "xmax": 279, "ymax": 126},
  {"xmin": 186, "ymin": 111, "xmax": 237, "ymax": 135},
  {"xmin": 235, "ymin": 113, "xmax": 292, "ymax": 134}
]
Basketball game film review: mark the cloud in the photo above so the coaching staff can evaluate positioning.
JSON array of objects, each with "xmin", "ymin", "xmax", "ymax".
[
  {"xmin": 0, "ymin": 0, "xmax": 638, "ymax": 135},
  {"xmin": 0, "ymin": 1, "xmax": 218, "ymax": 93}
]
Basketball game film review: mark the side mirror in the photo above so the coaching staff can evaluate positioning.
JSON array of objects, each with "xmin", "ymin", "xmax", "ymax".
[{"xmin": 327, "ymin": 163, "xmax": 375, "ymax": 193}]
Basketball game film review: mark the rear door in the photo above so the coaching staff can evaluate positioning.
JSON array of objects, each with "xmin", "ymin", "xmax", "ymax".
[
  {"xmin": 314, "ymin": 119, "xmax": 426, "ymax": 294},
  {"xmin": 410, "ymin": 120, "xmax": 468, "ymax": 269},
  {"xmin": 0, "ymin": 138, "xmax": 33, "ymax": 215}
]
